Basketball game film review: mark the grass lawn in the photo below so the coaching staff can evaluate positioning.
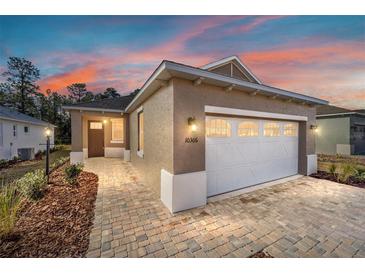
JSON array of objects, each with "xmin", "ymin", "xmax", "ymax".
[
  {"xmin": 0, "ymin": 147, "xmax": 70, "ymax": 187},
  {"xmin": 318, "ymin": 154, "xmax": 365, "ymax": 172}
]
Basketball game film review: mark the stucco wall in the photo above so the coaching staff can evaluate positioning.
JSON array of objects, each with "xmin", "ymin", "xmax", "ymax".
[
  {"xmin": 172, "ymin": 77, "xmax": 316, "ymax": 175},
  {"xmin": 130, "ymin": 84, "xmax": 174, "ymax": 195},
  {"xmin": 316, "ymin": 117, "xmax": 350, "ymax": 155}
]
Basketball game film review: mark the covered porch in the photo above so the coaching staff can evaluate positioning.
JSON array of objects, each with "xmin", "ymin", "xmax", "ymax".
[{"xmin": 67, "ymin": 109, "xmax": 130, "ymax": 163}]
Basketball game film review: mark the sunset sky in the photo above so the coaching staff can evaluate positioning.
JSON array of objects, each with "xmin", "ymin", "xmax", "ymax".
[{"xmin": 0, "ymin": 16, "xmax": 364, "ymax": 109}]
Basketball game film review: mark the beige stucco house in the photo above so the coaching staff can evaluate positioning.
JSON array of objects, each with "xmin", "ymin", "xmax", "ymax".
[{"xmin": 63, "ymin": 56, "xmax": 328, "ymax": 213}]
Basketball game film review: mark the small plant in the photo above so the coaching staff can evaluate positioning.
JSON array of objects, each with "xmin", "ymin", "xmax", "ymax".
[
  {"xmin": 328, "ymin": 163, "xmax": 337, "ymax": 176},
  {"xmin": 16, "ymin": 169, "xmax": 47, "ymax": 200},
  {"xmin": 0, "ymin": 184, "xmax": 23, "ymax": 238},
  {"xmin": 354, "ymin": 167, "xmax": 365, "ymax": 181},
  {"xmin": 65, "ymin": 163, "xmax": 83, "ymax": 185},
  {"xmin": 339, "ymin": 163, "xmax": 356, "ymax": 183}
]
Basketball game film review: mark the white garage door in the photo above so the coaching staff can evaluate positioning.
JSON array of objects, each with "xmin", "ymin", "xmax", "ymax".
[{"xmin": 206, "ymin": 116, "xmax": 299, "ymax": 197}]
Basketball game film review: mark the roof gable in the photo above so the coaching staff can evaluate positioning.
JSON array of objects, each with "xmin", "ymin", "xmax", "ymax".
[
  {"xmin": 201, "ymin": 56, "xmax": 261, "ymax": 84},
  {"xmin": 0, "ymin": 105, "xmax": 53, "ymax": 127}
]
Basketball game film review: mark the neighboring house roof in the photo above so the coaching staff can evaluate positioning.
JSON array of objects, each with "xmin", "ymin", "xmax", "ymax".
[
  {"xmin": 0, "ymin": 105, "xmax": 54, "ymax": 127},
  {"xmin": 126, "ymin": 57, "xmax": 328, "ymax": 112},
  {"xmin": 201, "ymin": 55, "xmax": 262, "ymax": 84},
  {"xmin": 317, "ymin": 105, "xmax": 365, "ymax": 118},
  {"xmin": 62, "ymin": 94, "xmax": 135, "ymax": 113}
]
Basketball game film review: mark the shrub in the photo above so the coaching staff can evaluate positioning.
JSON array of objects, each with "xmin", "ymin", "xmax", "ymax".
[
  {"xmin": 328, "ymin": 163, "xmax": 337, "ymax": 176},
  {"xmin": 65, "ymin": 163, "xmax": 83, "ymax": 185},
  {"xmin": 50, "ymin": 156, "xmax": 69, "ymax": 170},
  {"xmin": 34, "ymin": 150, "xmax": 44, "ymax": 160},
  {"xmin": 16, "ymin": 169, "xmax": 47, "ymax": 200},
  {"xmin": 354, "ymin": 167, "xmax": 365, "ymax": 181},
  {"xmin": 0, "ymin": 184, "xmax": 23, "ymax": 237},
  {"xmin": 339, "ymin": 163, "xmax": 356, "ymax": 183}
]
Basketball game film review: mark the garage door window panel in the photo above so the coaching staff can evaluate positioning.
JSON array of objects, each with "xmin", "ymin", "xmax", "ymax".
[
  {"xmin": 238, "ymin": 121, "xmax": 259, "ymax": 137},
  {"xmin": 284, "ymin": 123, "xmax": 298, "ymax": 136},
  {"xmin": 206, "ymin": 119, "xmax": 231, "ymax": 137},
  {"xmin": 264, "ymin": 122, "xmax": 280, "ymax": 137}
]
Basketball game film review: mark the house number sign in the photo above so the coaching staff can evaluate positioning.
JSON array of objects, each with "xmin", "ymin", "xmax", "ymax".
[{"xmin": 185, "ymin": 137, "xmax": 199, "ymax": 143}]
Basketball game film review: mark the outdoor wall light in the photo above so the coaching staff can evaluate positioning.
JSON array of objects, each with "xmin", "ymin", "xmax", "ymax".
[
  {"xmin": 188, "ymin": 117, "xmax": 197, "ymax": 132},
  {"xmin": 103, "ymin": 119, "xmax": 108, "ymax": 124},
  {"xmin": 310, "ymin": 124, "xmax": 319, "ymax": 133}
]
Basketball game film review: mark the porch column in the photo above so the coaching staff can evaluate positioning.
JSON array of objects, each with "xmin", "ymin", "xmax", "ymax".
[
  {"xmin": 124, "ymin": 113, "xmax": 131, "ymax": 161},
  {"xmin": 70, "ymin": 110, "xmax": 84, "ymax": 163}
]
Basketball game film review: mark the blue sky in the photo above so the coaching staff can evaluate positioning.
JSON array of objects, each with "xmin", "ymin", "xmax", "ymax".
[{"xmin": 0, "ymin": 16, "xmax": 364, "ymax": 108}]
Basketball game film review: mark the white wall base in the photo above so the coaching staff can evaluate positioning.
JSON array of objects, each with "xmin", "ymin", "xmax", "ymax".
[
  {"xmin": 70, "ymin": 152, "xmax": 84, "ymax": 164},
  {"xmin": 83, "ymin": 148, "xmax": 88, "ymax": 159},
  {"xmin": 161, "ymin": 169, "xmax": 207, "ymax": 213},
  {"xmin": 104, "ymin": 147, "xmax": 124, "ymax": 158},
  {"xmin": 336, "ymin": 144, "xmax": 352, "ymax": 155},
  {"xmin": 124, "ymin": 150, "xmax": 131, "ymax": 161},
  {"xmin": 307, "ymin": 154, "xmax": 317, "ymax": 175}
]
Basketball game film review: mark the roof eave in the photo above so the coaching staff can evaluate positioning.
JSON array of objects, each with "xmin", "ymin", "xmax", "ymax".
[
  {"xmin": 0, "ymin": 116, "xmax": 55, "ymax": 127},
  {"xmin": 125, "ymin": 60, "xmax": 328, "ymax": 112},
  {"xmin": 62, "ymin": 106, "xmax": 125, "ymax": 113}
]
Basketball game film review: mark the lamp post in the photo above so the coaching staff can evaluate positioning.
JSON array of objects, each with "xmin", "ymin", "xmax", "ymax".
[{"xmin": 45, "ymin": 127, "xmax": 51, "ymax": 182}]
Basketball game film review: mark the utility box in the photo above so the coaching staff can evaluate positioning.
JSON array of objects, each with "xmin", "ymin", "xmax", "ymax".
[{"xmin": 18, "ymin": 148, "xmax": 35, "ymax": 160}]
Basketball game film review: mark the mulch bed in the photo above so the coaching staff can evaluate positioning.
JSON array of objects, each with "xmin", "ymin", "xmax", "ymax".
[
  {"xmin": 311, "ymin": 170, "xmax": 365, "ymax": 189},
  {"xmin": 0, "ymin": 164, "xmax": 99, "ymax": 257},
  {"xmin": 250, "ymin": 250, "xmax": 273, "ymax": 258}
]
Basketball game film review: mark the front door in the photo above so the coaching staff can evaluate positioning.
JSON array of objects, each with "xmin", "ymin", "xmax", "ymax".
[{"xmin": 88, "ymin": 121, "xmax": 104, "ymax": 157}]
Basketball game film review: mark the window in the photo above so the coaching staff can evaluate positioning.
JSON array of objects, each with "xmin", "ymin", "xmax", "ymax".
[
  {"xmin": 111, "ymin": 119, "xmax": 124, "ymax": 143},
  {"xmin": 24, "ymin": 126, "xmax": 29, "ymax": 134},
  {"xmin": 238, "ymin": 121, "xmax": 259, "ymax": 137},
  {"xmin": 284, "ymin": 123, "xmax": 298, "ymax": 136},
  {"xmin": 264, "ymin": 122, "xmax": 280, "ymax": 137},
  {"xmin": 138, "ymin": 111, "xmax": 144, "ymax": 155},
  {"xmin": 13, "ymin": 125, "xmax": 17, "ymax": 137},
  {"xmin": 90, "ymin": 122, "xmax": 103, "ymax": 129},
  {"xmin": 206, "ymin": 119, "xmax": 231, "ymax": 137}
]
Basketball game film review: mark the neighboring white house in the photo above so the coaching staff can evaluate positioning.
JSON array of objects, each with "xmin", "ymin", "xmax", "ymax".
[{"xmin": 0, "ymin": 106, "xmax": 55, "ymax": 160}]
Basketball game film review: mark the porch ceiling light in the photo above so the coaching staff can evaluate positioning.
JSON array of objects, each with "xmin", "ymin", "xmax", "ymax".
[{"xmin": 188, "ymin": 117, "xmax": 197, "ymax": 132}]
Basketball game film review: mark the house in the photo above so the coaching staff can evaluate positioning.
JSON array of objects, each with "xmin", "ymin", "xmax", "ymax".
[
  {"xmin": 316, "ymin": 105, "xmax": 365, "ymax": 155},
  {"xmin": 63, "ymin": 56, "xmax": 328, "ymax": 213},
  {"xmin": 0, "ymin": 105, "xmax": 55, "ymax": 160}
]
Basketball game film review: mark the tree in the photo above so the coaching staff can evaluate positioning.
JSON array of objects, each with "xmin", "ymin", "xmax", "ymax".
[
  {"xmin": 103, "ymin": 87, "xmax": 120, "ymax": 98},
  {"xmin": 95, "ymin": 87, "xmax": 120, "ymax": 100},
  {"xmin": 67, "ymin": 83, "xmax": 88, "ymax": 102},
  {"xmin": 129, "ymin": 88, "xmax": 140, "ymax": 97},
  {"xmin": 1, "ymin": 57, "xmax": 41, "ymax": 114}
]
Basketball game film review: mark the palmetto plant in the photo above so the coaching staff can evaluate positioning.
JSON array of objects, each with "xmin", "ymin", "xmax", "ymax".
[
  {"xmin": 339, "ymin": 163, "xmax": 356, "ymax": 183},
  {"xmin": 0, "ymin": 184, "xmax": 22, "ymax": 237}
]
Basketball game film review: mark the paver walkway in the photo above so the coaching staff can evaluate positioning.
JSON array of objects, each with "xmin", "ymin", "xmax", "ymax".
[{"xmin": 84, "ymin": 158, "xmax": 365, "ymax": 258}]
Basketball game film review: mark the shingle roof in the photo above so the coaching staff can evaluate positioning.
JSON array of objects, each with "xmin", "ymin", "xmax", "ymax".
[
  {"xmin": 317, "ymin": 105, "xmax": 365, "ymax": 116},
  {"xmin": 316, "ymin": 105, "xmax": 351, "ymax": 115},
  {"xmin": 0, "ymin": 105, "xmax": 53, "ymax": 126},
  {"xmin": 63, "ymin": 94, "xmax": 135, "ymax": 112}
]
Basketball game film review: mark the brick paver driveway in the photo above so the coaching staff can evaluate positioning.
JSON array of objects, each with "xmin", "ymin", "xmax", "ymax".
[{"xmin": 84, "ymin": 158, "xmax": 365, "ymax": 258}]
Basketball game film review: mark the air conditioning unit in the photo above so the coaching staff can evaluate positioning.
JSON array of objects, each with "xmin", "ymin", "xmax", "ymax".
[{"xmin": 18, "ymin": 148, "xmax": 35, "ymax": 160}]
